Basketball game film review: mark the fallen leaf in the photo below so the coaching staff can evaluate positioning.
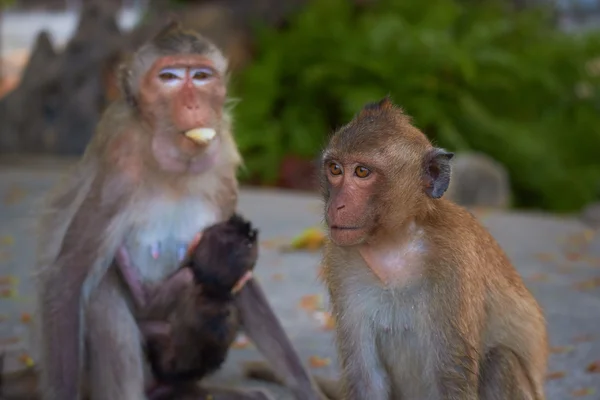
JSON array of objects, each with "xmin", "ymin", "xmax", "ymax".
[
  {"xmin": 0, "ymin": 236, "xmax": 14, "ymax": 247},
  {"xmin": 0, "ymin": 336, "xmax": 20, "ymax": 345},
  {"xmin": 0, "ymin": 276, "xmax": 17, "ymax": 285},
  {"xmin": 313, "ymin": 311, "xmax": 335, "ymax": 331},
  {"xmin": 586, "ymin": 361, "xmax": 600, "ymax": 373},
  {"xmin": 271, "ymin": 273, "xmax": 284, "ymax": 282},
  {"xmin": 308, "ymin": 355, "xmax": 331, "ymax": 368},
  {"xmin": 231, "ymin": 334, "xmax": 251, "ymax": 349},
  {"xmin": 20, "ymin": 313, "xmax": 31, "ymax": 324},
  {"xmin": 0, "ymin": 288, "xmax": 17, "ymax": 298},
  {"xmin": 299, "ymin": 294, "xmax": 323, "ymax": 312},
  {"xmin": 18, "ymin": 354, "xmax": 34, "ymax": 367},
  {"xmin": 3, "ymin": 185, "xmax": 26, "ymax": 205},
  {"xmin": 574, "ymin": 277, "xmax": 600, "ymax": 290},
  {"xmin": 549, "ymin": 345, "xmax": 574, "ymax": 354},
  {"xmin": 260, "ymin": 239, "xmax": 282, "ymax": 249},
  {"xmin": 527, "ymin": 273, "xmax": 549, "ymax": 282},
  {"xmin": 546, "ymin": 371, "xmax": 565, "ymax": 380},
  {"xmin": 566, "ymin": 252, "xmax": 583, "ymax": 262},
  {"xmin": 573, "ymin": 334, "xmax": 596, "ymax": 343},
  {"xmin": 583, "ymin": 229, "xmax": 595, "ymax": 242},
  {"xmin": 534, "ymin": 253, "xmax": 555, "ymax": 262},
  {"xmin": 572, "ymin": 388, "xmax": 595, "ymax": 397},
  {"xmin": 287, "ymin": 228, "xmax": 326, "ymax": 252}
]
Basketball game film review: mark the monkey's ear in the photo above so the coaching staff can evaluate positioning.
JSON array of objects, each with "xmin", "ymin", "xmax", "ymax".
[
  {"xmin": 423, "ymin": 148, "xmax": 454, "ymax": 199},
  {"xmin": 117, "ymin": 61, "xmax": 137, "ymax": 109}
]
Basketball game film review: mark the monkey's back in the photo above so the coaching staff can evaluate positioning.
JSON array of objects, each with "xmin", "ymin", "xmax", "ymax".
[{"xmin": 428, "ymin": 200, "xmax": 548, "ymax": 390}]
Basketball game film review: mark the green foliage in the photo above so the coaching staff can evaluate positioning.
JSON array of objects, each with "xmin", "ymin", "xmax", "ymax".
[{"xmin": 231, "ymin": 0, "xmax": 600, "ymax": 212}]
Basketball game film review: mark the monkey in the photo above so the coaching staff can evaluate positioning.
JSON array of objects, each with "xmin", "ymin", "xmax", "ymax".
[
  {"xmin": 317, "ymin": 97, "xmax": 548, "ymax": 400},
  {"xmin": 33, "ymin": 20, "xmax": 326, "ymax": 400},
  {"xmin": 116, "ymin": 213, "xmax": 270, "ymax": 399}
]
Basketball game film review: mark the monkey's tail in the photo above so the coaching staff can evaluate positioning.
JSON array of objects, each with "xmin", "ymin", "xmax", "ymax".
[{"xmin": 241, "ymin": 360, "xmax": 340, "ymax": 400}]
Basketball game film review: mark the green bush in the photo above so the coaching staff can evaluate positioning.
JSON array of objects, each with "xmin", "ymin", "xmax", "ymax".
[{"xmin": 231, "ymin": 0, "xmax": 600, "ymax": 212}]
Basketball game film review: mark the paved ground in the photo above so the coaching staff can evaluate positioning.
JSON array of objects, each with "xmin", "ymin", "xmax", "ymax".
[{"xmin": 0, "ymin": 157, "xmax": 599, "ymax": 399}]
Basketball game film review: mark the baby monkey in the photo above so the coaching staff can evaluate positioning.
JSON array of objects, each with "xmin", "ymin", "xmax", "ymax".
[{"xmin": 117, "ymin": 214, "xmax": 271, "ymax": 400}]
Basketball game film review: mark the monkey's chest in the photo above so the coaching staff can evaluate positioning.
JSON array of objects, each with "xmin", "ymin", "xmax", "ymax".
[{"xmin": 125, "ymin": 196, "xmax": 221, "ymax": 283}]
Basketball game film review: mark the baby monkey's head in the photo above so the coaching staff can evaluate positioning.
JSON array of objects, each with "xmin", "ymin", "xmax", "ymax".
[{"xmin": 187, "ymin": 213, "xmax": 259, "ymax": 299}]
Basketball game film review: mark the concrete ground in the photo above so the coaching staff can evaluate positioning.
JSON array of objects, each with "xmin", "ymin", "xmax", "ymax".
[{"xmin": 0, "ymin": 157, "xmax": 599, "ymax": 399}]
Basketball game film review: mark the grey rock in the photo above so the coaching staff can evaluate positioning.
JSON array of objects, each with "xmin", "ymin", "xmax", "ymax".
[{"xmin": 445, "ymin": 152, "xmax": 511, "ymax": 209}]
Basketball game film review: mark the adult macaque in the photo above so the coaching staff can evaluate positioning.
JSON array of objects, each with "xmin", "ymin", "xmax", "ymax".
[
  {"xmin": 319, "ymin": 97, "xmax": 548, "ymax": 399},
  {"xmin": 33, "ymin": 21, "xmax": 325, "ymax": 400}
]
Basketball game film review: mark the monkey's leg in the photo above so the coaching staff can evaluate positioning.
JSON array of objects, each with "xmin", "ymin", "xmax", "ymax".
[
  {"xmin": 86, "ymin": 272, "xmax": 146, "ymax": 400},
  {"xmin": 241, "ymin": 360, "xmax": 340, "ymax": 400},
  {"xmin": 478, "ymin": 346, "xmax": 537, "ymax": 400},
  {"xmin": 234, "ymin": 279, "xmax": 328, "ymax": 400}
]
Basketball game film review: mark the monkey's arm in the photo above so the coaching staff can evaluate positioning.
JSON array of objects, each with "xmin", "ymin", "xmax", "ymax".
[
  {"xmin": 234, "ymin": 278, "xmax": 327, "ymax": 400},
  {"xmin": 36, "ymin": 171, "xmax": 131, "ymax": 400}
]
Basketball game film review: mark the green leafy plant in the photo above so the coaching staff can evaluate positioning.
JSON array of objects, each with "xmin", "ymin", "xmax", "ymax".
[{"xmin": 231, "ymin": 0, "xmax": 600, "ymax": 212}]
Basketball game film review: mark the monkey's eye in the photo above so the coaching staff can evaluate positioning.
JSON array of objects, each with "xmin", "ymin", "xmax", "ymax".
[
  {"xmin": 191, "ymin": 68, "xmax": 214, "ymax": 85},
  {"xmin": 355, "ymin": 166, "xmax": 371, "ymax": 178},
  {"xmin": 328, "ymin": 162, "xmax": 342, "ymax": 176},
  {"xmin": 158, "ymin": 68, "xmax": 185, "ymax": 86}
]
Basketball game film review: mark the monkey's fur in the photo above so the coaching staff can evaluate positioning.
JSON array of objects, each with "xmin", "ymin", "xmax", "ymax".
[
  {"xmin": 141, "ymin": 214, "xmax": 259, "ymax": 391},
  {"xmin": 33, "ymin": 20, "xmax": 325, "ymax": 400},
  {"xmin": 318, "ymin": 97, "xmax": 548, "ymax": 400}
]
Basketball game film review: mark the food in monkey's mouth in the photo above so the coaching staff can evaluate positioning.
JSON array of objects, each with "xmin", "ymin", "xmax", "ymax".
[{"xmin": 184, "ymin": 128, "xmax": 216, "ymax": 145}]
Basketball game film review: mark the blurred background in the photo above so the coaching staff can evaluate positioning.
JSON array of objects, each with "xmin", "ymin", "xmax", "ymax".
[
  {"xmin": 2, "ymin": 0, "xmax": 600, "ymax": 215},
  {"xmin": 1, "ymin": 2, "xmax": 600, "ymax": 398}
]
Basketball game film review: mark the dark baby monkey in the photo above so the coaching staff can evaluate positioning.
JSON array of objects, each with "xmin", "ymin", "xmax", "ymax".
[
  {"xmin": 128, "ymin": 214, "xmax": 267, "ymax": 399},
  {"xmin": 319, "ymin": 97, "xmax": 548, "ymax": 400}
]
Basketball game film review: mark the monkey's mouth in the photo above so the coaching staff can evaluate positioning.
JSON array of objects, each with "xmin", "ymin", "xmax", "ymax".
[
  {"xmin": 330, "ymin": 225, "xmax": 363, "ymax": 230},
  {"xmin": 183, "ymin": 128, "xmax": 217, "ymax": 146}
]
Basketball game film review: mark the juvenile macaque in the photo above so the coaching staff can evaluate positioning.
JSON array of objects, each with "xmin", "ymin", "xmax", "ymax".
[
  {"xmin": 33, "ymin": 21, "xmax": 325, "ymax": 400},
  {"xmin": 319, "ymin": 97, "xmax": 548, "ymax": 399}
]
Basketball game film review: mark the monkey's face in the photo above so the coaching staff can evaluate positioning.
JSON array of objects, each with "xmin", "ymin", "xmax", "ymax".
[
  {"xmin": 321, "ymin": 97, "xmax": 454, "ymax": 246},
  {"xmin": 189, "ymin": 214, "xmax": 259, "ymax": 293},
  {"xmin": 321, "ymin": 156, "xmax": 380, "ymax": 247},
  {"xmin": 138, "ymin": 53, "xmax": 227, "ymax": 162}
]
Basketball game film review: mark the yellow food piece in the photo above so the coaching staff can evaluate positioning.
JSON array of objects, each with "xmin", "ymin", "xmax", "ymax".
[{"xmin": 184, "ymin": 128, "xmax": 216, "ymax": 144}]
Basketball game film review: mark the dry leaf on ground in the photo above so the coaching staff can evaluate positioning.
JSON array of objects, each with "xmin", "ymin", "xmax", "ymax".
[
  {"xmin": 573, "ymin": 334, "xmax": 596, "ymax": 343},
  {"xmin": 0, "ymin": 236, "xmax": 14, "ymax": 247},
  {"xmin": 574, "ymin": 277, "xmax": 600, "ymax": 290},
  {"xmin": 586, "ymin": 361, "xmax": 600, "ymax": 373},
  {"xmin": 308, "ymin": 355, "xmax": 331, "ymax": 368},
  {"xmin": 20, "ymin": 313, "xmax": 32, "ymax": 324},
  {"xmin": 271, "ymin": 273, "xmax": 284, "ymax": 282},
  {"xmin": 546, "ymin": 371, "xmax": 565, "ymax": 380},
  {"xmin": 549, "ymin": 346, "xmax": 574, "ymax": 354},
  {"xmin": 313, "ymin": 311, "xmax": 335, "ymax": 331},
  {"xmin": 572, "ymin": 388, "xmax": 595, "ymax": 397},
  {"xmin": 18, "ymin": 354, "xmax": 34, "ymax": 367},
  {"xmin": 299, "ymin": 294, "xmax": 323, "ymax": 312},
  {"xmin": 527, "ymin": 273, "xmax": 549, "ymax": 282},
  {"xmin": 534, "ymin": 253, "xmax": 555, "ymax": 262},
  {"xmin": 285, "ymin": 228, "xmax": 326, "ymax": 252}
]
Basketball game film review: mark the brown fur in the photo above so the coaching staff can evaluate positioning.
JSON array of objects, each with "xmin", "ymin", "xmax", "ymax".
[
  {"xmin": 32, "ymin": 21, "xmax": 324, "ymax": 400},
  {"xmin": 319, "ymin": 97, "xmax": 548, "ymax": 400}
]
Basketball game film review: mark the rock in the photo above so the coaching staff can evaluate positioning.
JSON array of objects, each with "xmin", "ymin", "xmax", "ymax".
[
  {"xmin": 580, "ymin": 202, "xmax": 600, "ymax": 228},
  {"xmin": 445, "ymin": 152, "xmax": 511, "ymax": 209}
]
